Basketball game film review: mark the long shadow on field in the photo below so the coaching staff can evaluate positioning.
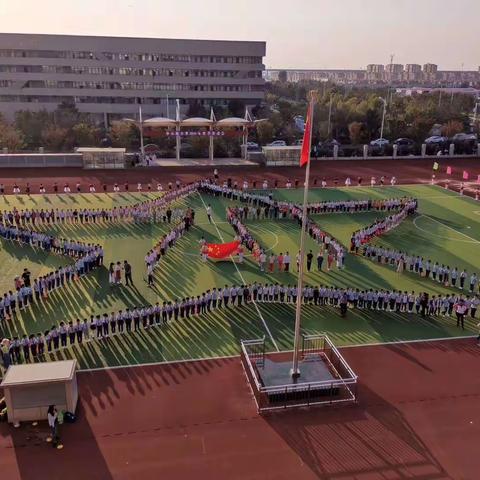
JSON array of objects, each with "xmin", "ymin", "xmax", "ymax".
[
  {"xmin": 0, "ymin": 408, "xmax": 114, "ymax": 480},
  {"xmin": 264, "ymin": 384, "xmax": 450, "ymax": 479}
]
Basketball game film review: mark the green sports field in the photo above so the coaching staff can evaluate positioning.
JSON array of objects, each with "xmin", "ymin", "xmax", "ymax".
[{"xmin": 0, "ymin": 184, "xmax": 479, "ymax": 369}]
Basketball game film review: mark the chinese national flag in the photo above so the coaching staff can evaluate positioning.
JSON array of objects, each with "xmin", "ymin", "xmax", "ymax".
[
  {"xmin": 205, "ymin": 240, "xmax": 240, "ymax": 259},
  {"xmin": 300, "ymin": 100, "xmax": 313, "ymax": 167}
]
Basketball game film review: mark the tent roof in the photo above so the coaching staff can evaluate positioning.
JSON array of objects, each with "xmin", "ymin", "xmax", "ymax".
[
  {"xmin": 144, "ymin": 117, "xmax": 177, "ymax": 126},
  {"xmin": 182, "ymin": 117, "xmax": 213, "ymax": 126},
  {"xmin": 216, "ymin": 117, "xmax": 251, "ymax": 127}
]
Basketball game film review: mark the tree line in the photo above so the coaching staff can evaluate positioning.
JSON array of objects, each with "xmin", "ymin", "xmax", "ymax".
[
  {"xmin": 252, "ymin": 80, "xmax": 478, "ymax": 146},
  {"xmin": 0, "ymin": 84, "xmax": 477, "ymax": 154}
]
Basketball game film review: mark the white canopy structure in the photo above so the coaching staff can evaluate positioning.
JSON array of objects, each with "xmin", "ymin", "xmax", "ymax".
[
  {"xmin": 143, "ymin": 117, "xmax": 177, "ymax": 128},
  {"xmin": 216, "ymin": 117, "xmax": 251, "ymax": 127},
  {"xmin": 124, "ymin": 105, "xmax": 259, "ymax": 161},
  {"xmin": 181, "ymin": 117, "xmax": 214, "ymax": 127}
]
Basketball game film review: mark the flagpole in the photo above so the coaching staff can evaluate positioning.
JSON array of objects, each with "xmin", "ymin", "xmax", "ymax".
[
  {"xmin": 138, "ymin": 105, "xmax": 145, "ymax": 160},
  {"xmin": 291, "ymin": 92, "xmax": 316, "ymax": 378}
]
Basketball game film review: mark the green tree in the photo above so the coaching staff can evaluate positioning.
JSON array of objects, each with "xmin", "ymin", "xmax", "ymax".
[
  {"xmin": 278, "ymin": 70, "xmax": 288, "ymax": 83},
  {"xmin": 227, "ymin": 99, "xmax": 245, "ymax": 117},
  {"xmin": 0, "ymin": 122, "xmax": 25, "ymax": 151},
  {"xmin": 365, "ymin": 108, "xmax": 381, "ymax": 139},
  {"xmin": 71, "ymin": 122, "xmax": 101, "ymax": 147},
  {"xmin": 348, "ymin": 121, "xmax": 365, "ymax": 144},
  {"xmin": 54, "ymin": 101, "xmax": 85, "ymax": 129},
  {"xmin": 185, "ymin": 136, "xmax": 209, "ymax": 157},
  {"xmin": 109, "ymin": 121, "xmax": 139, "ymax": 149},
  {"xmin": 187, "ymin": 101, "xmax": 208, "ymax": 118},
  {"xmin": 15, "ymin": 110, "xmax": 54, "ymax": 149},
  {"xmin": 256, "ymin": 120, "xmax": 275, "ymax": 145},
  {"xmin": 41, "ymin": 125, "xmax": 68, "ymax": 151},
  {"xmin": 442, "ymin": 120, "xmax": 464, "ymax": 138}
]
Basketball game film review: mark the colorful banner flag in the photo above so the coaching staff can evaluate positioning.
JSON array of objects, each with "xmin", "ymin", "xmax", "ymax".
[
  {"xmin": 300, "ymin": 100, "xmax": 314, "ymax": 167},
  {"xmin": 446, "ymin": 166, "xmax": 452, "ymax": 175},
  {"xmin": 205, "ymin": 240, "xmax": 240, "ymax": 259},
  {"xmin": 463, "ymin": 170, "xmax": 469, "ymax": 180},
  {"xmin": 433, "ymin": 161, "xmax": 439, "ymax": 171}
]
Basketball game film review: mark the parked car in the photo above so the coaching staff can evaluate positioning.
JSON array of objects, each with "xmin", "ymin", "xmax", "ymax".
[
  {"xmin": 267, "ymin": 140, "xmax": 287, "ymax": 147},
  {"xmin": 423, "ymin": 136, "xmax": 449, "ymax": 155},
  {"xmin": 370, "ymin": 138, "xmax": 390, "ymax": 147},
  {"xmin": 393, "ymin": 137, "xmax": 416, "ymax": 155},
  {"xmin": 424, "ymin": 136, "xmax": 448, "ymax": 144},
  {"xmin": 451, "ymin": 133, "xmax": 476, "ymax": 142},
  {"xmin": 242, "ymin": 141, "xmax": 259, "ymax": 151},
  {"xmin": 451, "ymin": 133, "xmax": 478, "ymax": 154},
  {"xmin": 317, "ymin": 140, "xmax": 344, "ymax": 157}
]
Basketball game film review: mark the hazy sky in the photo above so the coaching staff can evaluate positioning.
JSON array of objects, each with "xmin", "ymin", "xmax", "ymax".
[{"xmin": 1, "ymin": 0, "xmax": 479, "ymax": 70}]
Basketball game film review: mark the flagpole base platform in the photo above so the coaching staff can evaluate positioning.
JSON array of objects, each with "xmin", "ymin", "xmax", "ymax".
[{"xmin": 240, "ymin": 334, "xmax": 358, "ymax": 413}]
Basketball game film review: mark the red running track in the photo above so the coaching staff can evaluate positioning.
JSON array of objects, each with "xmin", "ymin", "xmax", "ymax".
[
  {"xmin": 0, "ymin": 157, "xmax": 479, "ymax": 193},
  {"xmin": 1, "ymin": 338, "xmax": 480, "ymax": 479}
]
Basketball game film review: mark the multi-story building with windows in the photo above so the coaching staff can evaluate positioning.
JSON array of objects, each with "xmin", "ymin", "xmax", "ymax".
[
  {"xmin": 404, "ymin": 64, "xmax": 422, "ymax": 81},
  {"xmin": 266, "ymin": 63, "xmax": 480, "ymax": 88},
  {"xmin": 0, "ymin": 33, "xmax": 266, "ymax": 123}
]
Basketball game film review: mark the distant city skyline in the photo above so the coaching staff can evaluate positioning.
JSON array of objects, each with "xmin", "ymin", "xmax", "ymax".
[{"xmin": 0, "ymin": 0, "xmax": 479, "ymax": 70}]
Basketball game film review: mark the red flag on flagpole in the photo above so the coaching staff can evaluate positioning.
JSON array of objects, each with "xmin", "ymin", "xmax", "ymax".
[
  {"xmin": 446, "ymin": 166, "xmax": 452, "ymax": 175},
  {"xmin": 300, "ymin": 100, "xmax": 314, "ymax": 167},
  {"xmin": 463, "ymin": 170, "xmax": 469, "ymax": 180}
]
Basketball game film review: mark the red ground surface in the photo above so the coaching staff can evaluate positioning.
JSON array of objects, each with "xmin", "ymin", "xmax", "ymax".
[
  {"xmin": 0, "ymin": 157, "xmax": 479, "ymax": 194},
  {"xmin": 1, "ymin": 338, "xmax": 479, "ymax": 480}
]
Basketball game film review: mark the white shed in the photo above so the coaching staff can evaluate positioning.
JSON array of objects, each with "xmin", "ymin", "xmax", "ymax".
[{"xmin": 0, "ymin": 360, "xmax": 78, "ymax": 425}]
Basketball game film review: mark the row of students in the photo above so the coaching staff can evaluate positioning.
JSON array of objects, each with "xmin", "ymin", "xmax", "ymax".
[
  {"xmin": 0, "ymin": 252, "xmax": 103, "ymax": 321},
  {"xmin": 1, "ymin": 180, "xmax": 186, "ymax": 196},
  {"xmin": 0, "ymin": 184, "xmax": 197, "ymax": 227},
  {"xmin": 4, "ymin": 284, "xmax": 478, "ymax": 364},
  {"xmin": 0, "ymin": 224, "xmax": 102, "ymax": 259},
  {"xmin": 351, "ymin": 199, "xmax": 418, "ymax": 246},
  {"xmin": 145, "ymin": 209, "xmax": 195, "ymax": 285},
  {"xmin": 0, "ymin": 175, "xmax": 403, "ymax": 198},
  {"xmin": 360, "ymin": 244, "xmax": 479, "ymax": 293},
  {"xmin": 307, "ymin": 197, "xmax": 414, "ymax": 214}
]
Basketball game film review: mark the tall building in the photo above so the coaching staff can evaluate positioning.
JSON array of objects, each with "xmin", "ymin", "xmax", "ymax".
[
  {"xmin": 384, "ymin": 63, "xmax": 404, "ymax": 82},
  {"xmin": 423, "ymin": 63, "xmax": 438, "ymax": 74},
  {"xmin": 0, "ymin": 33, "xmax": 266, "ymax": 123},
  {"xmin": 423, "ymin": 63, "xmax": 438, "ymax": 82},
  {"xmin": 366, "ymin": 64, "xmax": 384, "ymax": 82},
  {"xmin": 264, "ymin": 69, "xmax": 364, "ymax": 84},
  {"xmin": 404, "ymin": 64, "xmax": 422, "ymax": 81}
]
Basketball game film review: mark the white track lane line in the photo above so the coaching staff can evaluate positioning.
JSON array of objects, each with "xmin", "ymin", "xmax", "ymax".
[
  {"xmin": 420, "ymin": 214, "xmax": 480, "ymax": 244},
  {"xmin": 197, "ymin": 192, "xmax": 279, "ymax": 351},
  {"xmin": 78, "ymin": 334, "xmax": 477, "ymax": 372}
]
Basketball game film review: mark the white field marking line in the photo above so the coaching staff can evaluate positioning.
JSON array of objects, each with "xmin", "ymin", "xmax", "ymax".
[
  {"xmin": 412, "ymin": 215, "xmax": 479, "ymax": 244},
  {"xmin": 196, "ymin": 221, "xmax": 228, "ymax": 225},
  {"xmin": 77, "ymin": 334, "xmax": 477, "ymax": 372},
  {"xmin": 197, "ymin": 192, "xmax": 279, "ymax": 351},
  {"xmin": 420, "ymin": 213, "xmax": 480, "ymax": 244},
  {"xmin": 184, "ymin": 224, "xmax": 279, "ymax": 258},
  {"xmin": 272, "ymin": 334, "xmax": 477, "ymax": 354},
  {"xmin": 340, "ymin": 334, "xmax": 477, "ymax": 349},
  {"xmin": 474, "ymin": 211, "xmax": 480, "ymax": 215},
  {"xmin": 78, "ymin": 353, "xmax": 239, "ymax": 372}
]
